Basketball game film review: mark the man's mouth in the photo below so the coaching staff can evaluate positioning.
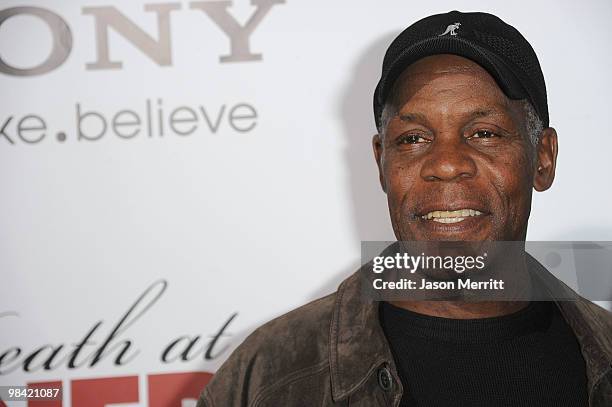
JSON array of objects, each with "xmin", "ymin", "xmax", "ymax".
[{"xmin": 420, "ymin": 208, "xmax": 484, "ymax": 224}]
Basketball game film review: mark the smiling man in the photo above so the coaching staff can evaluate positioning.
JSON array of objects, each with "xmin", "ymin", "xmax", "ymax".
[{"xmin": 197, "ymin": 11, "xmax": 612, "ymax": 407}]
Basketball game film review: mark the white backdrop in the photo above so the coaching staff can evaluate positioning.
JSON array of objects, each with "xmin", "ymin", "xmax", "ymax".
[{"xmin": 2, "ymin": 0, "xmax": 611, "ymax": 406}]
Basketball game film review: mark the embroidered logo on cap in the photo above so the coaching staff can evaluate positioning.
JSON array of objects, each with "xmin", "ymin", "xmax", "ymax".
[{"xmin": 439, "ymin": 22, "xmax": 461, "ymax": 36}]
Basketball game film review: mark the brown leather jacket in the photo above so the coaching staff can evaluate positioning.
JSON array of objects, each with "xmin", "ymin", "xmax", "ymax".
[{"xmin": 197, "ymin": 261, "xmax": 612, "ymax": 406}]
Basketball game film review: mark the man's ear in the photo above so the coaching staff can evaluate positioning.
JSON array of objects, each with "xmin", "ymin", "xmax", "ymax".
[
  {"xmin": 533, "ymin": 127, "xmax": 558, "ymax": 191},
  {"xmin": 372, "ymin": 133, "xmax": 386, "ymax": 193}
]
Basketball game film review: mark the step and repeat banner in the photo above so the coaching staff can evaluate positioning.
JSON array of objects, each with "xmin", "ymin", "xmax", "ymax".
[{"xmin": 2, "ymin": 0, "xmax": 611, "ymax": 405}]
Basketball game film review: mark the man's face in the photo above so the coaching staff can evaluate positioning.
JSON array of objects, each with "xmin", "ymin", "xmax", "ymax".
[{"xmin": 373, "ymin": 54, "xmax": 555, "ymax": 242}]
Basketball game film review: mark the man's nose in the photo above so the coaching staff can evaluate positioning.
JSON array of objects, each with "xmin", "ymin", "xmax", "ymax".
[{"xmin": 419, "ymin": 138, "xmax": 477, "ymax": 182}]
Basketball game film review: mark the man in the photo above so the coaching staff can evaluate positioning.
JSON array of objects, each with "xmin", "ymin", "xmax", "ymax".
[{"xmin": 197, "ymin": 11, "xmax": 612, "ymax": 407}]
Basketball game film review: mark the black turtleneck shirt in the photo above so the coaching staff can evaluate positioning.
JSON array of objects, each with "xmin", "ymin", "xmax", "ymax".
[{"xmin": 379, "ymin": 301, "xmax": 589, "ymax": 407}]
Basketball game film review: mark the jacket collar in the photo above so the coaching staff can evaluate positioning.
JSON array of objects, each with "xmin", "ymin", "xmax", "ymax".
[
  {"xmin": 526, "ymin": 254, "xmax": 612, "ymax": 403},
  {"xmin": 329, "ymin": 255, "xmax": 612, "ymax": 403}
]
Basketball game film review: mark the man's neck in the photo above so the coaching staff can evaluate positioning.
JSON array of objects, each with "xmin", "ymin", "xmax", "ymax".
[{"xmin": 388, "ymin": 243, "xmax": 534, "ymax": 318}]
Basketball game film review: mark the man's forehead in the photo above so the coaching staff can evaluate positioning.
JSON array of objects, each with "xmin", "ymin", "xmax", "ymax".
[{"xmin": 397, "ymin": 107, "xmax": 509, "ymax": 123}]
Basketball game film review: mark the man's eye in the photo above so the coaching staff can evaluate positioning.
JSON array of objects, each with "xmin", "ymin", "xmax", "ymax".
[
  {"xmin": 471, "ymin": 130, "xmax": 497, "ymax": 139},
  {"xmin": 397, "ymin": 134, "xmax": 428, "ymax": 144}
]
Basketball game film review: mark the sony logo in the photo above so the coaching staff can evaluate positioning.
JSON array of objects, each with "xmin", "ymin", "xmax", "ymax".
[{"xmin": 0, "ymin": 0, "xmax": 284, "ymax": 76}]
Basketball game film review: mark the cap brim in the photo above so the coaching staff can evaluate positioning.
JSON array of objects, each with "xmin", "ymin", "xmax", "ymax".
[{"xmin": 374, "ymin": 36, "xmax": 529, "ymax": 128}]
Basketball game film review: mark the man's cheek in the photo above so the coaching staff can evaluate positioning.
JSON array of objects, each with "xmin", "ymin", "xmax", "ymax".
[
  {"xmin": 386, "ymin": 187, "xmax": 409, "ymax": 229},
  {"xmin": 387, "ymin": 192, "xmax": 404, "ymax": 224},
  {"xmin": 489, "ymin": 167, "xmax": 532, "ymax": 236}
]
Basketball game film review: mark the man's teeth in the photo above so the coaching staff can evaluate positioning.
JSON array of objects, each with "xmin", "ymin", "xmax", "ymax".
[{"xmin": 421, "ymin": 209, "xmax": 483, "ymax": 223}]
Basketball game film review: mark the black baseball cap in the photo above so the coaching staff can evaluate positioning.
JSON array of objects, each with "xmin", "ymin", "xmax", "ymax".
[{"xmin": 373, "ymin": 10, "xmax": 549, "ymax": 129}]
